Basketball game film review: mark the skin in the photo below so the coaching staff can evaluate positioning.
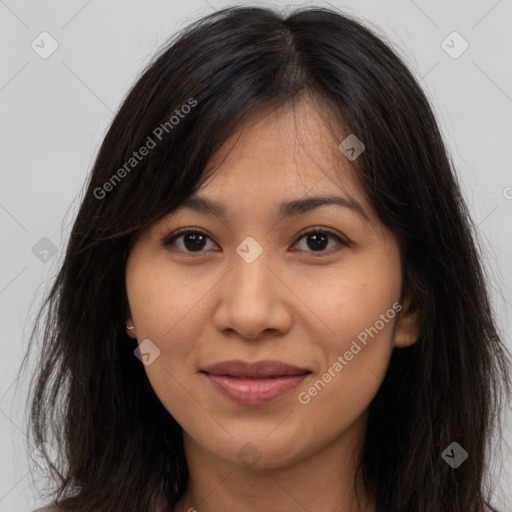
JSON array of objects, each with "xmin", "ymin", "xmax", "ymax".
[{"xmin": 125, "ymin": 96, "xmax": 420, "ymax": 512}]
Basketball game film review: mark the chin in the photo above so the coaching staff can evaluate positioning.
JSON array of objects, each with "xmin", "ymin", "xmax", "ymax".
[{"xmin": 197, "ymin": 427, "xmax": 314, "ymax": 470}]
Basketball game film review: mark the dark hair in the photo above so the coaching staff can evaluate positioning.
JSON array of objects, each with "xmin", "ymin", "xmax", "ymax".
[{"xmin": 20, "ymin": 5, "xmax": 511, "ymax": 512}]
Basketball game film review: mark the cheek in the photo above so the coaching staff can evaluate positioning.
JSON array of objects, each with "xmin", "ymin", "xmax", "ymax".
[
  {"xmin": 125, "ymin": 255, "xmax": 216, "ymax": 423},
  {"xmin": 295, "ymin": 253, "xmax": 401, "ymax": 355},
  {"xmin": 127, "ymin": 255, "xmax": 212, "ymax": 346},
  {"xmin": 292, "ymin": 250, "xmax": 401, "ymax": 416}
]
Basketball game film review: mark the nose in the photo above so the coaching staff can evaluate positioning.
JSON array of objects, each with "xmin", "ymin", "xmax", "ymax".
[{"xmin": 212, "ymin": 245, "xmax": 293, "ymax": 341}]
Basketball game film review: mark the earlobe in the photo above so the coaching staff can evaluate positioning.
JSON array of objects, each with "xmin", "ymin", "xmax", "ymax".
[
  {"xmin": 394, "ymin": 315, "xmax": 420, "ymax": 347},
  {"xmin": 393, "ymin": 291, "xmax": 421, "ymax": 348},
  {"xmin": 125, "ymin": 320, "xmax": 137, "ymax": 338}
]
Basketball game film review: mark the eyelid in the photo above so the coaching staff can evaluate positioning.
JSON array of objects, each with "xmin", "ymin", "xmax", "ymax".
[
  {"xmin": 161, "ymin": 226, "xmax": 212, "ymax": 247},
  {"xmin": 290, "ymin": 226, "xmax": 348, "ymax": 256},
  {"xmin": 161, "ymin": 226, "xmax": 218, "ymax": 255},
  {"xmin": 161, "ymin": 226, "xmax": 348, "ymax": 255},
  {"xmin": 295, "ymin": 226, "xmax": 348, "ymax": 245}
]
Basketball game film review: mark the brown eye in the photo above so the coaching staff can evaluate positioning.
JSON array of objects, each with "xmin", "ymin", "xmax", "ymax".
[
  {"xmin": 305, "ymin": 232, "xmax": 329, "ymax": 251},
  {"xmin": 162, "ymin": 227, "xmax": 347, "ymax": 256},
  {"xmin": 292, "ymin": 229, "xmax": 347, "ymax": 255},
  {"xmin": 162, "ymin": 229, "xmax": 217, "ymax": 253},
  {"xmin": 182, "ymin": 232, "xmax": 208, "ymax": 251}
]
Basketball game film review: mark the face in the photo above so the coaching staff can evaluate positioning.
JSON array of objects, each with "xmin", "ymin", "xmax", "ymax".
[{"xmin": 125, "ymin": 97, "xmax": 419, "ymax": 470}]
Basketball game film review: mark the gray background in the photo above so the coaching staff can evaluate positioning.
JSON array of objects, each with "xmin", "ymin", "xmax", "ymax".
[{"xmin": 1, "ymin": 0, "xmax": 511, "ymax": 510}]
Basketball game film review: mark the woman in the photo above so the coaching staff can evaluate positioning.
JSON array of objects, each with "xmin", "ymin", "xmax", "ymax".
[{"xmin": 25, "ymin": 5, "xmax": 511, "ymax": 512}]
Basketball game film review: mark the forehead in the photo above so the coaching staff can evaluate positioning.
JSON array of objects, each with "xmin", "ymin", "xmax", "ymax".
[
  {"xmin": 206, "ymin": 97, "xmax": 343, "ymax": 172},
  {"xmin": 195, "ymin": 96, "xmax": 375, "ymax": 222}
]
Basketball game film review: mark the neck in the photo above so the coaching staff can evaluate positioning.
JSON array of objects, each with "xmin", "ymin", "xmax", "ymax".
[{"xmin": 173, "ymin": 412, "xmax": 374, "ymax": 512}]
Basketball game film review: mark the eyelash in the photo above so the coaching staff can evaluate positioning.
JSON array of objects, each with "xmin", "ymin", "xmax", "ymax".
[{"xmin": 161, "ymin": 226, "xmax": 348, "ymax": 257}]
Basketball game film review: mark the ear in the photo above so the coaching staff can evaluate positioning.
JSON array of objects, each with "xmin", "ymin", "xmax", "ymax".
[
  {"xmin": 125, "ymin": 318, "xmax": 137, "ymax": 339},
  {"xmin": 393, "ymin": 288, "xmax": 420, "ymax": 348}
]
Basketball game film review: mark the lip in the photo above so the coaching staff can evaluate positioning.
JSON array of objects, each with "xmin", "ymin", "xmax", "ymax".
[{"xmin": 201, "ymin": 359, "xmax": 311, "ymax": 405}]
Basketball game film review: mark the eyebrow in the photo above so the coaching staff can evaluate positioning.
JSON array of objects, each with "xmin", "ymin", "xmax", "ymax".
[{"xmin": 176, "ymin": 193, "xmax": 372, "ymax": 223}]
